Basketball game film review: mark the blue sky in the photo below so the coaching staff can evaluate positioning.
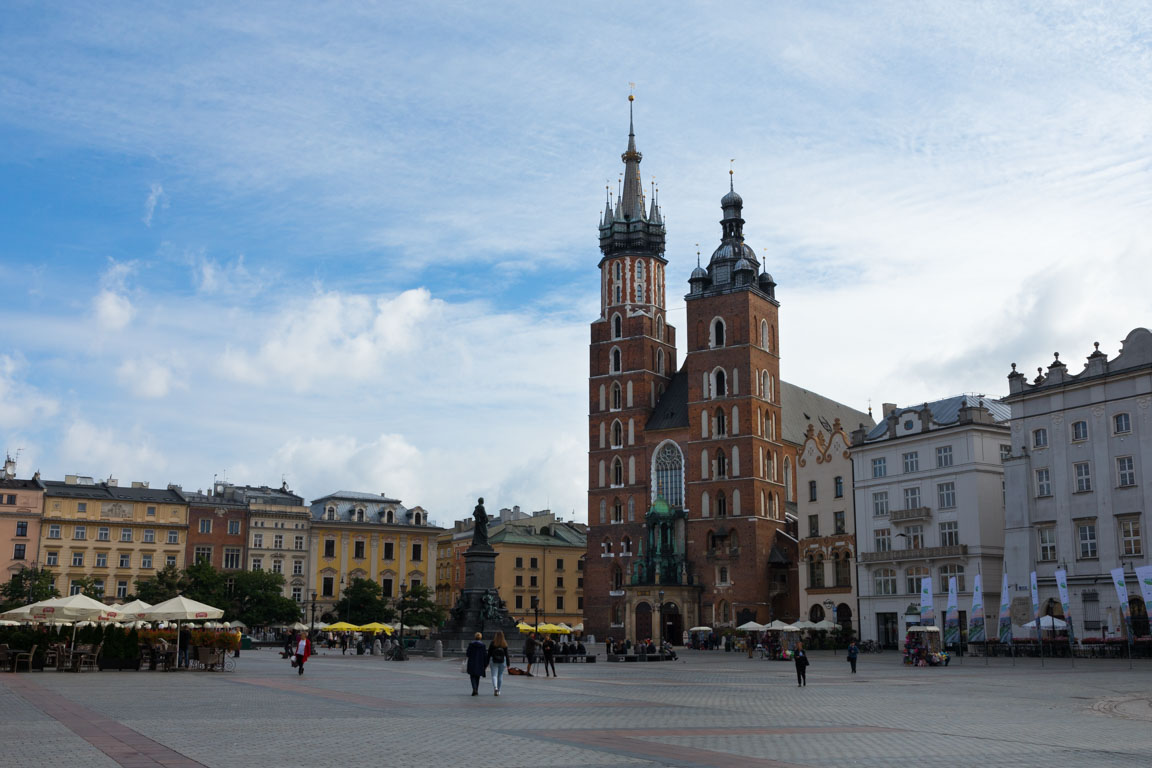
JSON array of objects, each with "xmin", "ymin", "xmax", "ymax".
[{"xmin": 2, "ymin": 2, "xmax": 1151, "ymax": 524}]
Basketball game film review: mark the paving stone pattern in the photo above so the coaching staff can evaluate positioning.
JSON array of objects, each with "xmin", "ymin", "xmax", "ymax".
[{"xmin": 1, "ymin": 647, "xmax": 1150, "ymax": 767}]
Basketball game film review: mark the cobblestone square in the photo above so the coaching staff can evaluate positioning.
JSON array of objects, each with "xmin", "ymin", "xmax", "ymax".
[{"xmin": 2, "ymin": 647, "xmax": 1149, "ymax": 767}]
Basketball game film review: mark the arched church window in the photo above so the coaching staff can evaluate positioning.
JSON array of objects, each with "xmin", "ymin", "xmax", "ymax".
[
  {"xmin": 716, "ymin": 449, "xmax": 728, "ymax": 479},
  {"xmin": 654, "ymin": 442, "xmax": 684, "ymax": 507},
  {"xmin": 657, "ymin": 348, "xmax": 664, "ymax": 375},
  {"xmin": 612, "ymin": 500, "xmax": 623, "ymax": 523},
  {"xmin": 635, "ymin": 283, "xmax": 644, "ymax": 303},
  {"xmin": 761, "ymin": 320, "xmax": 768, "ymax": 350},
  {"xmin": 611, "ymin": 382, "xmax": 622, "ymax": 410},
  {"xmin": 636, "ymin": 261, "xmax": 644, "ymax": 281},
  {"xmin": 611, "ymin": 347, "xmax": 621, "ymax": 373},
  {"xmin": 612, "ymin": 314, "xmax": 622, "ymax": 339},
  {"xmin": 715, "ymin": 407, "xmax": 727, "ymax": 437},
  {"xmin": 712, "ymin": 318, "xmax": 726, "ymax": 347},
  {"xmin": 657, "ymin": 316, "xmax": 664, "ymax": 341},
  {"xmin": 713, "ymin": 369, "xmax": 726, "ymax": 398},
  {"xmin": 611, "ymin": 420, "xmax": 623, "ymax": 448},
  {"xmin": 612, "ymin": 458, "xmax": 624, "ymax": 486},
  {"xmin": 716, "ymin": 491, "xmax": 727, "ymax": 518}
]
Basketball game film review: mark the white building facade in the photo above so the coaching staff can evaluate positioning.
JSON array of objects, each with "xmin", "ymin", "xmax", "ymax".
[
  {"xmin": 797, "ymin": 420, "xmax": 860, "ymax": 636},
  {"xmin": 852, "ymin": 396, "xmax": 1010, "ymax": 647},
  {"xmin": 1003, "ymin": 329, "xmax": 1152, "ymax": 640}
]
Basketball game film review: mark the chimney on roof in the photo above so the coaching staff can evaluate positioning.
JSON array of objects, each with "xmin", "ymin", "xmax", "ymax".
[
  {"xmin": 882, "ymin": 402, "xmax": 897, "ymax": 417},
  {"xmin": 107, "ymin": 477, "xmax": 118, "ymax": 487},
  {"xmin": 2, "ymin": 456, "xmax": 14, "ymax": 480},
  {"xmin": 131, "ymin": 481, "xmax": 149, "ymax": 489}
]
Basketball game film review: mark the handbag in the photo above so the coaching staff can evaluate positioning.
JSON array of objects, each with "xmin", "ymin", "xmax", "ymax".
[
  {"xmin": 460, "ymin": 659, "xmax": 469, "ymax": 674},
  {"xmin": 290, "ymin": 657, "xmax": 298, "ymax": 667}
]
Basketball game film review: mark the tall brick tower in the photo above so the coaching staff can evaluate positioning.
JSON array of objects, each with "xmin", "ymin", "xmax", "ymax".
[
  {"xmin": 682, "ymin": 173, "xmax": 794, "ymax": 626},
  {"xmin": 585, "ymin": 97, "xmax": 677, "ymax": 636}
]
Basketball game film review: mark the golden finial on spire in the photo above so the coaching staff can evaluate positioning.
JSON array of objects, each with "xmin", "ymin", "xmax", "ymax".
[{"xmin": 628, "ymin": 82, "xmax": 635, "ymax": 101}]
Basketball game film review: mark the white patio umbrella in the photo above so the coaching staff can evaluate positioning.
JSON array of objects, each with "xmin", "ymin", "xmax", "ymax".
[
  {"xmin": 109, "ymin": 599, "xmax": 152, "ymax": 617},
  {"xmin": 1023, "ymin": 616, "xmax": 1067, "ymax": 630},
  {"xmin": 736, "ymin": 621, "xmax": 767, "ymax": 632},
  {"xmin": 227, "ymin": 620, "xmax": 248, "ymax": 630},
  {"xmin": 765, "ymin": 620, "xmax": 793, "ymax": 630},
  {"xmin": 791, "ymin": 620, "xmax": 816, "ymax": 629},
  {"xmin": 138, "ymin": 595, "xmax": 225, "ymax": 668},
  {"xmin": 812, "ymin": 620, "xmax": 839, "ymax": 631},
  {"xmin": 288, "ymin": 622, "xmax": 308, "ymax": 631},
  {"xmin": 688, "ymin": 626, "xmax": 713, "ymax": 633}
]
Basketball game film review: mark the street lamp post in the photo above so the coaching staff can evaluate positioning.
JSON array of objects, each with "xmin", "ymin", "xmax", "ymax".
[
  {"xmin": 658, "ymin": 589, "xmax": 665, "ymax": 649},
  {"xmin": 823, "ymin": 599, "xmax": 836, "ymax": 655},
  {"xmin": 340, "ymin": 576, "xmax": 350, "ymax": 624},
  {"xmin": 394, "ymin": 580, "xmax": 408, "ymax": 661},
  {"xmin": 310, "ymin": 590, "xmax": 318, "ymax": 636},
  {"xmin": 532, "ymin": 595, "xmax": 540, "ymax": 634}
]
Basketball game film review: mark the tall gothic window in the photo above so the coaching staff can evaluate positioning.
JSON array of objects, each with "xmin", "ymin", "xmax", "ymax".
[
  {"xmin": 716, "ymin": 449, "xmax": 728, "ymax": 479},
  {"xmin": 612, "ymin": 458, "xmax": 624, "ymax": 486},
  {"xmin": 612, "ymin": 314, "xmax": 622, "ymax": 339},
  {"xmin": 715, "ymin": 407, "xmax": 727, "ymax": 437},
  {"xmin": 612, "ymin": 382, "xmax": 622, "ymax": 410},
  {"xmin": 654, "ymin": 442, "xmax": 684, "ymax": 507}
]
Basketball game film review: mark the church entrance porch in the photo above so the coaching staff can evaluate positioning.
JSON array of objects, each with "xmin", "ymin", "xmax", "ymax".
[{"xmin": 612, "ymin": 585, "xmax": 699, "ymax": 646}]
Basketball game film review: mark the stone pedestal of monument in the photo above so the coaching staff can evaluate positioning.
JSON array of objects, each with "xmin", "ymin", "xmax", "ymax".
[{"xmin": 434, "ymin": 544, "xmax": 518, "ymax": 652}]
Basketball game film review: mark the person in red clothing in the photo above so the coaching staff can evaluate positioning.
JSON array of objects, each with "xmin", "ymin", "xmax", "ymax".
[{"xmin": 295, "ymin": 633, "xmax": 313, "ymax": 675}]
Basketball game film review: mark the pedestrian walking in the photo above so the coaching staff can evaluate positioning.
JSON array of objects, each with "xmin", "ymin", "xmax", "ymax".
[
  {"xmin": 294, "ymin": 633, "xmax": 313, "ymax": 676},
  {"xmin": 340, "ymin": 632, "xmax": 349, "ymax": 655},
  {"xmin": 847, "ymin": 641, "xmax": 858, "ymax": 674},
  {"xmin": 541, "ymin": 635, "xmax": 558, "ymax": 678},
  {"xmin": 794, "ymin": 642, "xmax": 809, "ymax": 686},
  {"xmin": 466, "ymin": 632, "xmax": 488, "ymax": 696},
  {"xmin": 488, "ymin": 631, "xmax": 509, "ymax": 696},
  {"xmin": 523, "ymin": 632, "xmax": 538, "ymax": 677}
]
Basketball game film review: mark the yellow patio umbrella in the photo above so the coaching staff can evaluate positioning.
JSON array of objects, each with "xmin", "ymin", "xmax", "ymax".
[
  {"xmin": 321, "ymin": 621, "xmax": 359, "ymax": 631},
  {"xmin": 516, "ymin": 622, "xmax": 535, "ymax": 634},
  {"xmin": 358, "ymin": 622, "xmax": 394, "ymax": 635},
  {"xmin": 537, "ymin": 623, "xmax": 571, "ymax": 635}
]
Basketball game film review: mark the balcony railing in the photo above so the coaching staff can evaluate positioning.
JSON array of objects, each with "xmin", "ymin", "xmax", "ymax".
[
  {"xmin": 891, "ymin": 506, "xmax": 931, "ymax": 522},
  {"xmin": 860, "ymin": 544, "xmax": 967, "ymax": 563}
]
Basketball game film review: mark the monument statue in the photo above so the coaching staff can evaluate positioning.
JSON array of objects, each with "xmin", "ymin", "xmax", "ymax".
[{"xmin": 472, "ymin": 497, "xmax": 489, "ymax": 547}]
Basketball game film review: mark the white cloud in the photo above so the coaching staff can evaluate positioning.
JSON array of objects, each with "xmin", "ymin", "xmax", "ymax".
[
  {"xmin": 93, "ymin": 290, "xmax": 135, "ymax": 330},
  {"xmin": 58, "ymin": 420, "xmax": 166, "ymax": 478},
  {"xmin": 142, "ymin": 183, "xmax": 167, "ymax": 226},
  {"xmin": 116, "ymin": 358, "xmax": 177, "ymax": 398},
  {"xmin": 0, "ymin": 355, "xmax": 59, "ymax": 430},
  {"xmin": 273, "ymin": 432, "xmax": 424, "ymax": 505},
  {"xmin": 219, "ymin": 287, "xmax": 434, "ymax": 390}
]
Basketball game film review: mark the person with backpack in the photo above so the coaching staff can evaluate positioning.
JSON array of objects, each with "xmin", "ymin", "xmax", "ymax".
[
  {"xmin": 847, "ymin": 640, "xmax": 859, "ymax": 674},
  {"xmin": 487, "ymin": 631, "xmax": 509, "ymax": 696}
]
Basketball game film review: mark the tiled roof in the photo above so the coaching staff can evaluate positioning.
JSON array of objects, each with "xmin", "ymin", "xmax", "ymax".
[
  {"xmin": 779, "ymin": 381, "xmax": 873, "ymax": 445},
  {"xmin": 865, "ymin": 394, "xmax": 1011, "ymax": 441},
  {"xmin": 42, "ymin": 481, "xmax": 188, "ymax": 504}
]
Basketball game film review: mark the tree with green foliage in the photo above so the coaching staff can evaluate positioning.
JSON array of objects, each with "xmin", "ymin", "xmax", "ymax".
[
  {"xmin": 337, "ymin": 577, "xmax": 394, "ymax": 625},
  {"xmin": 69, "ymin": 575, "xmax": 105, "ymax": 600},
  {"xmin": 0, "ymin": 566, "xmax": 60, "ymax": 610},
  {"xmin": 134, "ymin": 563, "xmax": 183, "ymax": 604},
  {"xmin": 226, "ymin": 570, "xmax": 300, "ymax": 626},
  {"xmin": 394, "ymin": 582, "xmax": 446, "ymax": 629},
  {"xmin": 181, "ymin": 559, "xmax": 226, "ymax": 608}
]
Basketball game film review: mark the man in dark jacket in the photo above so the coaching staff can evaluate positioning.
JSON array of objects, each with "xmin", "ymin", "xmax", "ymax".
[
  {"xmin": 466, "ymin": 633, "xmax": 488, "ymax": 696},
  {"xmin": 794, "ymin": 642, "xmax": 809, "ymax": 686},
  {"xmin": 541, "ymin": 635, "xmax": 557, "ymax": 678},
  {"xmin": 523, "ymin": 633, "xmax": 538, "ymax": 677}
]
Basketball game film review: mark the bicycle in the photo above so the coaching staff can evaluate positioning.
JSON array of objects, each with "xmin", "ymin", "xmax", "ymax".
[{"xmin": 860, "ymin": 640, "xmax": 883, "ymax": 654}]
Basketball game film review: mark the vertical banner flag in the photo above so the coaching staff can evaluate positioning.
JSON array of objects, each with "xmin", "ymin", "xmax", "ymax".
[
  {"xmin": 998, "ymin": 571, "xmax": 1012, "ymax": 643},
  {"xmin": 1134, "ymin": 565, "xmax": 1152, "ymax": 612},
  {"xmin": 944, "ymin": 576, "xmax": 960, "ymax": 645},
  {"xmin": 969, "ymin": 573, "xmax": 985, "ymax": 643},
  {"xmin": 1111, "ymin": 567, "xmax": 1131, "ymax": 625},
  {"xmin": 920, "ymin": 576, "xmax": 935, "ymax": 624},
  {"xmin": 1054, "ymin": 569, "xmax": 1074, "ymax": 642},
  {"xmin": 1029, "ymin": 571, "xmax": 1042, "ymax": 644}
]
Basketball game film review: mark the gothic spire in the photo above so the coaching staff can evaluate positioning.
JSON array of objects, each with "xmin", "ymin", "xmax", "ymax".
[{"xmin": 619, "ymin": 94, "xmax": 646, "ymax": 221}]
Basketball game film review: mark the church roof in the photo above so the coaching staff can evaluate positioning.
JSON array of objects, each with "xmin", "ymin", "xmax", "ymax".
[
  {"xmin": 779, "ymin": 382, "xmax": 874, "ymax": 445},
  {"xmin": 645, "ymin": 370, "xmax": 690, "ymax": 430}
]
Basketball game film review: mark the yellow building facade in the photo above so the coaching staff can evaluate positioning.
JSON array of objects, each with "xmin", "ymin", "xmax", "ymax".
[
  {"xmin": 309, "ymin": 491, "xmax": 442, "ymax": 621},
  {"xmin": 41, "ymin": 477, "xmax": 189, "ymax": 601},
  {"xmin": 490, "ymin": 521, "xmax": 586, "ymax": 627}
]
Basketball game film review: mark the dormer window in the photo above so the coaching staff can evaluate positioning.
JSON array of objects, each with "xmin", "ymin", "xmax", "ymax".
[
  {"xmin": 325, "ymin": 506, "xmax": 336, "ymax": 521},
  {"xmin": 355, "ymin": 508, "xmax": 365, "ymax": 523},
  {"xmin": 413, "ymin": 511, "xmax": 422, "ymax": 525}
]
